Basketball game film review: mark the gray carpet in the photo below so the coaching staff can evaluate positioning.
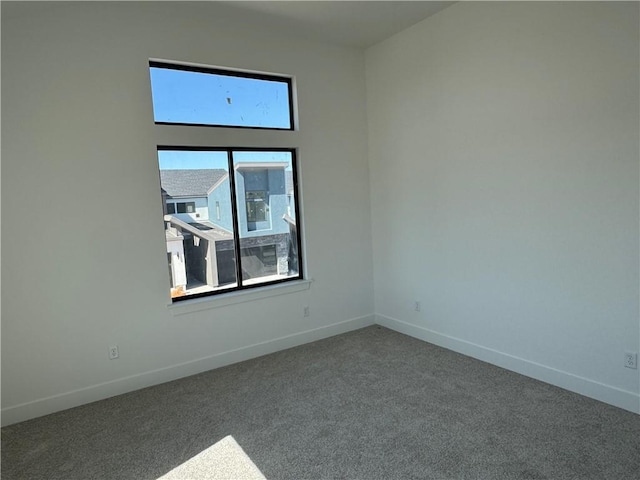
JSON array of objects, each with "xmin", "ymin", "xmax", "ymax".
[{"xmin": 2, "ymin": 326, "xmax": 640, "ymax": 479}]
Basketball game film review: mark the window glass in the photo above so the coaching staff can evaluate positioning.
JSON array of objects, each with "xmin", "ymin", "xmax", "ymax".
[
  {"xmin": 158, "ymin": 148, "xmax": 301, "ymax": 300},
  {"xmin": 151, "ymin": 61, "xmax": 301, "ymax": 302},
  {"xmin": 246, "ymin": 191, "xmax": 267, "ymax": 222},
  {"xmin": 176, "ymin": 202, "xmax": 195, "ymax": 214},
  {"xmin": 159, "ymin": 150, "xmax": 237, "ymax": 298},
  {"xmin": 233, "ymin": 150, "xmax": 299, "ymax": 285},
  {"xmin": 149, "ymin": 62, "xmax": 293, "ymax": 129}
]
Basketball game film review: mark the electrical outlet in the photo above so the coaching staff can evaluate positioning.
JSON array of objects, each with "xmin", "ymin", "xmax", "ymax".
[
  {"xmin": 109, "ymin": 345, "xmax": 119, "ymax": 360},
  {"xmin": 414, "ymin": 301, "xmax": 421, "ymax": 312},
  {"xmin": 624, "ymin": 352, "xmax": 637, "ymax": 369},
  {"xmin": 303, "ymin": 306, "xmax": 310, "ymax": 317}
]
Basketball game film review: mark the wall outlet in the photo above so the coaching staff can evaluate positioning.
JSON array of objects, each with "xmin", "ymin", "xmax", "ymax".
[
  {"xmin": 414, "ymin": 301, "xmax": 421, "ymax": 312},
  {"xmin": 303, "ymin": 306, "xmax": 310, "ymax": 317},
  {"xmin": 624, "ymin": 352, "xmax": 637, "ymax": 369},
  {"xmin": 109, "ymin": 345, "xmax": 119, "ymax": 360}
]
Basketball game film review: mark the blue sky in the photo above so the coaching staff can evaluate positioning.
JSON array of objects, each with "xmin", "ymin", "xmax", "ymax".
[
  {"xmin": 158, "ymin": 150, "xmax": 293, "ymax": 170},
  {"xmin": 158, "ymin": 151, "xmax": 228, "ymax": 170},
  {"xmin": 149, "ymin": 66, "xmax": 291, "ymax": 129}
]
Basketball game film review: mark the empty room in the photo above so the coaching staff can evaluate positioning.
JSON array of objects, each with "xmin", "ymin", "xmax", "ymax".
[{"xmin": 2, "ymin": 1, "xmax": 639, "ymax": 479}]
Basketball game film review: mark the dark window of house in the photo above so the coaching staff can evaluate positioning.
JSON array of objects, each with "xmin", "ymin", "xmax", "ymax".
[
  {"xmin": 176, "ymin": 202, "xmax": 195, "ymax": 214},
  {"xmin": 246, "ymin": 191, "xmax": 267, "ymax": 222},
  {"xmin": 149, "ymin": 61, "xmax": 294, "ymax": 130},
  {"xmin": 166, "ymin": 203, "xmax": 176, "ymax": 214}
]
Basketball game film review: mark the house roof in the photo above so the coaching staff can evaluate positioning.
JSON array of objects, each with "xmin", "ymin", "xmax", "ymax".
[
  {"xmin": 160, "ymin": 169, "xmax": 227, "ymax": 198},
  {"xmin": 161, "ymin": 168, "xmax": 296, "ymax": 197}
]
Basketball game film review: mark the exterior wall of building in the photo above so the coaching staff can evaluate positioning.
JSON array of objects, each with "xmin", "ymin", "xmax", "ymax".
[
  {"xmin": 182, "ymin": 236, "xmax": 218, "ymax": 287},
  {"xmin": 166, "ymin": 237, "xmax": 187, "ymax": 289},
  {"xmin": 166, "ymin": 196, "xmax": 209, "ymax": 223},
  {"xmin": 208, "ymin": 168, "xmax": 290, "ymax": 237},
  {"xmin": 235, "ymin": 168, "xmax": 290, "ymax": 237},
  {"xmin": 267, "ymin": 168, "xmax": 291, "ymax": 234},
  {"xmin": 207, "ymin": 178, "xmax": 234, "ymax": 233}
]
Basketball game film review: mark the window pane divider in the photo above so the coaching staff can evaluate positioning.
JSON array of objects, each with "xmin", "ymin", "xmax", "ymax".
[{"xmin": 227, "ymin": 150, "xmax": 244, "ymax": 288}]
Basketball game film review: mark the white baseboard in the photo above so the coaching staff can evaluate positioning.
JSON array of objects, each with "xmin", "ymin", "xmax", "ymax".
[
  {"xmin": 1, "ymin": 315, "xmax": 375, "ymax": 426},
  {"xmin": 375, "ymin": 314, "xmax": 640, "ymax": 415}
]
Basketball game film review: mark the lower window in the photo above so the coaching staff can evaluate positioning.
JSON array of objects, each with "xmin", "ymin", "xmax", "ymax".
[{"xmin": 158, "ymin": 147, "xmax": 303, "ymax": 301}]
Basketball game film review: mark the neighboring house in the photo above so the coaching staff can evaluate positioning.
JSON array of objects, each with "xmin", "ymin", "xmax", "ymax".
[
  {"xmin": 160, "ymin": 163, "xmax": 297, "ymax": 295},
  {"xmin": 161, "ymin": 169, "xmax": 227, "ymax": 223}
]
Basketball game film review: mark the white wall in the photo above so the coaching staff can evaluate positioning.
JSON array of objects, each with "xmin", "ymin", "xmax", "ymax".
[
  {"xmin": 1, "ymin": 1, "xmax": 374, "ymax": 425},
  {"xmin": 366, "ymin": 1, "xmax": 640, "ymax": 413}
]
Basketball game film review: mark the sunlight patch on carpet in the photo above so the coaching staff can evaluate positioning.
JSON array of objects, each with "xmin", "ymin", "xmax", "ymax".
[{"xmin": 157, "ymin": 435, "xmax": 266, "ymax": 480}]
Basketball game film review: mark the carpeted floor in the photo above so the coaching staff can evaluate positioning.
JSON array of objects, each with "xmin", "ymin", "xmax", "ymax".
[{"xmin": 2, "ymin": 325, "xmax": 640, "ymax": 479}]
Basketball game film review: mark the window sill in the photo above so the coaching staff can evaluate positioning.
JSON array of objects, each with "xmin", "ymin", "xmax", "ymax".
[{"xmin": 167, "ymin": 279, "xmax": 313, "ymax": 317}]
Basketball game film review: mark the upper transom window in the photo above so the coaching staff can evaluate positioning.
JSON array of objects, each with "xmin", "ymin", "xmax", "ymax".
[{"xmin": 149, "ymin": 61, "xmax": 294, "ymax": 130}]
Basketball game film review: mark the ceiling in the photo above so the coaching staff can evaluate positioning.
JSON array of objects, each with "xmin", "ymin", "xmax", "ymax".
[{"xmin": 216, "ymin": 1, "xmax": 456, "ymax": 49}]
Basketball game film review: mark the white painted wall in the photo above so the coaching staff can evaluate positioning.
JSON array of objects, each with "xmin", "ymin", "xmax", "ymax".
[
  {"xmin": 1, "ymin": 2, "xmax": 374, "ymax": 425},
  {"xmin": 366, "ymin": 2, "xmax": 640, "ymax": 413}
]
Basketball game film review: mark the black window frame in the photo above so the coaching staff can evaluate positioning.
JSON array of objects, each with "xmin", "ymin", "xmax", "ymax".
[
  {"xmin": 151, "ymin": 60, "xmax": 302, "ymax": 303},
  {"xmin": 149, "ymin": 61, "xmax": 295, "ymax": 131},
  {"xmin": 157, "ymin": 145, "xmax": 304, "ymax": 303}
]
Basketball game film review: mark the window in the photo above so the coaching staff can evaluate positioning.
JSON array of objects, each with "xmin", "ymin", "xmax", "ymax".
[
  {"xmin": 157, "ymin": 148, "xmax": 301, "ymax": 300},
  {"xmin": 246, "ymin": 191, "xmax": 267, "ymax": 222},
  {"xmin": 149, "ymin": 61, "xmax": 303, "ymax": 302},
  {"xmin": 149, "ymin": 61, "xmax": 293, "ymax": 130},
  {"xmin": 176, "ymin": 202, "xmax": 195, "ymax": 214}
]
